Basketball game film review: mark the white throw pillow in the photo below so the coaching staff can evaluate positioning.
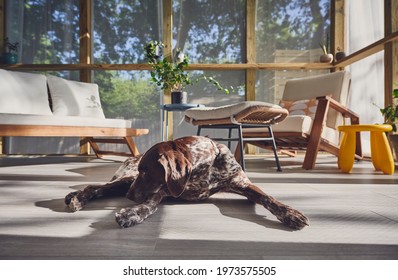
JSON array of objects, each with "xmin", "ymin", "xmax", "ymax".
[
  {"xmin": 47, "ymin": 75, "xmax": 105, "ymax": 118},
  {"xmin": 0, "ymin": 69, "xmax": 52, "ymax": 115}
]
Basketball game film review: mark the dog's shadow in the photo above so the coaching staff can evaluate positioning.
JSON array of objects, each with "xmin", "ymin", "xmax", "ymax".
[
  {"xmin": 164, "ymin": 197, "xmax": 294, "ymax": 232},
  {"xmin": 36, "ymin": 193, "xmax": 294, "ymax": 232},
  {"xmin": 35, "ymin": 196, "xmax": 133, "ymax": 213},
  {"xmin": 36, "ymin": 198, "xmax": 70, "ymax": 213}
]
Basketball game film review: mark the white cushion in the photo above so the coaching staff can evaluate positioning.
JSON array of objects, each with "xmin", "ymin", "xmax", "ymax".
[
  {"xmin": 279, "ymin": 98, "xmax": 320, "ymax": 119},
  {"xmin": 47, "ymin": 75, "xmax": 106, "ymax": 119},
  {"xmin": 283, "ymin": 71, "xmax": 350, "ymax": 103},
  {"xmin": 185, "ymin": 101, "xmax": 282, "ymax": 120},
  {"xmin": 0, "ymin": 113, "xmax": 132, "ymax": 128},
  {"xmin": 244, "ymin": 115, "xmax": 340, "ymax": 146},
  {"xmin": 0, "ymin": 69, "xmax": 52, "ymax": 115},
  {"xmin": 282, "ymin": 71, "xmax": 351, "ymax": 129}
]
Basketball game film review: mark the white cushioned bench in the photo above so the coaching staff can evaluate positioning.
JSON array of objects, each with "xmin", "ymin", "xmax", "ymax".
[{"xmin": 0, "ymin": 69, "xmax": 149, "ymax": 157}]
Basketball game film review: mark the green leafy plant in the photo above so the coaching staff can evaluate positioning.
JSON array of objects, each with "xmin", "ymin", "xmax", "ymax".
[
  {"xmin": 319, "ymin": 43, "xmax": 328, "ymax": 55},
  {"xmin": 145, "ymin": 41, "xmax": 191, "ymax": 92},
  {"xmin": 380, "ymin": 87, "xmax": 398, "ymax": 132},
  {"xmin": 145, "ymin": 41, "xmax": 232, "ymax": 94}
]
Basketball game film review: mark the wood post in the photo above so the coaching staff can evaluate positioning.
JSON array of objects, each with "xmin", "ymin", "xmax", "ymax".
[
  {"xmin": 0, "ymin": 0, "xmax": 4, "ymax": 154},
  {"xmin": 163, "ymin": 0, "xmax": 173, "ymax": 140},
  {"xmin": 245, "ymin": 0, "xmax": 256, "ymax": 102},
  {"xmin": 245, "ymin": 0, "xmax": 257, "ymax": 155},
  {"xmin": 79, "ymin": 0, "xmax": 92, "ymax": 154},
  {"xmin": 0, "ymin": 0, "xmax": 4, "ymax": 52},
  {"xmin": 331, "ymin": 0, "xmax": 345, "ymax": 71},
  {"xmin": 384, "ymin": 0, "xmax": 398, "ymax": 109}
]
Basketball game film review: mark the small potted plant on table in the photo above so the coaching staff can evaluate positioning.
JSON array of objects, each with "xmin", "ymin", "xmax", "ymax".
[{"xmin": 145, "ymin": 41, "xmax": 231, "ymax": 104}]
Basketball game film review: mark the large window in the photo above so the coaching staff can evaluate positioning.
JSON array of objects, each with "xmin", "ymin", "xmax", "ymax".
[
  {"xmin": 3, "ymin": 0, "xmax": 333, "ymax": 153},
  {"xmin": 5, "ymin": 0, "xmax": 79, "ymax": 65},
  {"xmin": 256, "ymin": 0, "xmax": 331, "ymax": 104},
  {"xmin": 347, "ymin": 0, "xmax": 384, "ymax": 155},
  {"xmin": 173, "ymin": 0, "xmax": 245, "ymax": 63},
  {"xmin": 256, "ymin": 0, "xmax": 331, "ymax": 63},
  {"xmin": 93, "ymin": 0, "xmax": 162, "ymax": 64},
  {"xmin": 92, "ymin": 0, "xmax": 163, "ymax": 148},
  {"xmin": 170, "ymin": 0, "xmax": 246, "ymax": 139}
]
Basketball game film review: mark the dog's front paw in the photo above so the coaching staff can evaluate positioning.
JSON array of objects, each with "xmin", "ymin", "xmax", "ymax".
[
  {"xmin": 278, "ymin": 207, "xmax": 309, "ymax": 230},
  {"xmin": 65, "ymin": 191, "xmax": 85, "ymax": 212},
  {"xmin": 115, "ymin": 205, "xmax": 157, "ymax": 228},
  {"xmin": 115, "ymin": 208, "xmax": 142, "ymax": 228}
]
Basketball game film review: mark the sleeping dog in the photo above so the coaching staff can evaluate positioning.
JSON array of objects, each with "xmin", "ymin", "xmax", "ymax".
[{"xmin": 65, "ymin": 136, "xmax": 309, "ymax": 230}]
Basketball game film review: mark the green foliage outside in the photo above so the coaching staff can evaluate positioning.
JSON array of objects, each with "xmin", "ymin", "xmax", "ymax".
[
  {"xmin": 98, "ymin": 72, "xmax": 160, "ymax": 120},
  {"xmin": 5, "ymin": 0, "xmax": 330, "ymax": 120}
]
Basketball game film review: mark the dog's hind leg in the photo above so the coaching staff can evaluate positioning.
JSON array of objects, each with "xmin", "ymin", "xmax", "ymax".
[
  {"xmin": 229, "ymin": 183, "xmax": 309, "ymax": 230},
  {"xmin": 65, "ymin": 179, "xmax": 133, "ymax": 212}
]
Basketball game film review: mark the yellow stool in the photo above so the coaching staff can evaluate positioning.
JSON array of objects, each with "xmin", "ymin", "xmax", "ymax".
[{"xmin": 338, "ymin": 124, "xmax": 395, "ymax": 175}]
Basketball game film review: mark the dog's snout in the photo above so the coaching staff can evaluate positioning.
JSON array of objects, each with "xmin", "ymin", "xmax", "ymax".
[
  {"xmin": 126, "ymin": 176, "xmax": 156, "ymax": 204},
  {"xmin": 126, "ymin": 186, "xmax": 145, "ymax": 203},
  {"xmin": 131, "ymin": 193, "xmax": 145, "ymax": 204}
]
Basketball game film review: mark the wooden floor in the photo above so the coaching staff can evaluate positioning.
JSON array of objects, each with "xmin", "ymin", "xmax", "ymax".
[{"xmin": 0, "ymin": 154, "xmax": 397, "ymax": 260}]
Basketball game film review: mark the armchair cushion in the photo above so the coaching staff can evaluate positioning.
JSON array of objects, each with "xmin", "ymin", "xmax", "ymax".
[
  {"xmin": 282, "ymin": 71, "xmax": 351, "ymax": 129},
  {"xmin": 185, "ymin": 101, "xmax": 288, "ymax": 125},
  {"xmin": 279, "ymin": 98, "xmax": 319, "ymax": 119},
  {"xmin": 185, "ymin": 101, "xmax": 281, "ymax": 121}
]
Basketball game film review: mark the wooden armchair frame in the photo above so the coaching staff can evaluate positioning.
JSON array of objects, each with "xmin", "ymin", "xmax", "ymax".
[{"xmin": 242, "ymin": 96, "xmax": 362, "ymax": 170}]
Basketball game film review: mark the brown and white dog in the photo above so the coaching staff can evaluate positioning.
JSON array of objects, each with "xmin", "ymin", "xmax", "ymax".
[{"xmin": 65, "ymin": 136, "xmax": 309, "ymax": 230}]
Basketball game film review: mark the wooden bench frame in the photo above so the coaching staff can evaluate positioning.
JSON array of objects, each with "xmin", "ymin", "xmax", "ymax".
[{"xmin": 0, "ymin": 124, "xmax": 149, "ymax": 158}]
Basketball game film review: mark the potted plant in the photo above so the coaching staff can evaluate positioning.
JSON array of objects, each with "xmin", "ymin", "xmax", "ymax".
[
  {"xmin": 379, "ymin": 86, "xmax": 398, "ymax": 160},
  {"xmin": 2, "ymin": 37, "xmax": 19, "ymax": 64},
  {"xmin": 145, "ymin": 41, "xmax": 231, "ymax": 104},
  {"xmin": 319, "ymin": 43, "xmax": 333, "ymax": 63}
]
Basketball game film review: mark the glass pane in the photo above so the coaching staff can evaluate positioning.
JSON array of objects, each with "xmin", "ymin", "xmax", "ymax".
[
  {"xmin": 5, "ymin": 0, "xmax": 79, "ymax": 64},
  {"xmin": 93, "ymin": 0, "xmax": 162, "ymax": 64},
  {"xmin": 256, "ymin": 70, "xmax": 329, "ymax": 104},
  {"xmin": 347, "ymin": 0, "xmax": 384, "ymax": 155},
  {"xmin": 173, "ymin": 0, "xmax": 245, "ymax": 63},
  {"xmin": 173, "ymin": 70, "xmax": 245, "ymax": 140},
  {"xmin": 93, "ymin": 71, "xmax": 161, "ymax": 152},
  {"xmin": 256, "ymin": 0, "xmax": 331, "ymax": 63},
  {"xmin": 255, "ymin": 0, "xmax": 331, "ymax": 104}
]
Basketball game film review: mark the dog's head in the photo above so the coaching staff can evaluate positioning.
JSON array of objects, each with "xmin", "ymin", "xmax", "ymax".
[{"xmin": 126, "ymin": 141, "xmax": 192, "ymax": 203}]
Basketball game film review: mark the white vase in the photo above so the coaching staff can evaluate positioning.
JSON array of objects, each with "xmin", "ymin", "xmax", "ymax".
[{"xmin": 320, "ymin": 54, "xmax": 334, "ymax": 63}]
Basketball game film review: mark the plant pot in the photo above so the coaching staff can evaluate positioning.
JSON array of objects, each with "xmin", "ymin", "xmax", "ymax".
[
  {"xmin": 320, "ymin": 53, "xmax": 333, "ymax": 63},
  {"xmin": 171, "ymin": 91, "xmax": 187, "ymax": 104},
  {"xmin": 335, "ymin": 51, "xmax": 346, "ymax": 61},
  {"xmin": 389, "ymin": 134, "xmax": 398, "ymax": 161},
  {"xmin": 2, "ymin": 53, "xmax": 18, "ymax": 64}
]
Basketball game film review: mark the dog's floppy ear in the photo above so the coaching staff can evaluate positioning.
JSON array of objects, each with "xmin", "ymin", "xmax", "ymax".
[{"xmin": 158, "ymin": 151, "xmax": 192, "ymax": 197}]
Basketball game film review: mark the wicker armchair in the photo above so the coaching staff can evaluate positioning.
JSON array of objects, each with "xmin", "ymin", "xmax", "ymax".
[{"xmin": 185, "ymin": 101, "xmax": 289, "ymax": 171}]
